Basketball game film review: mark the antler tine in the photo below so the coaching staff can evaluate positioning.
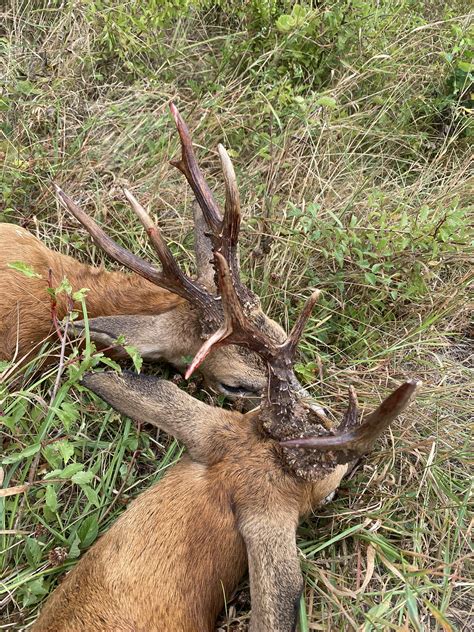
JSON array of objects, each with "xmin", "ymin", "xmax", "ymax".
[
  {"xmin": 123, "ymin": 189, "xmax": 177, "ymax": 268},
  {"xmin": 122, "ymin": 189, "xmax": 215, "ymax": 310},
  {"xmin": 185, "ymin": 252, "xmax": 277, "ymax": 378},
  {"xmin": 280, "ymin": 290, "xmax": 321, "ymax": 359},
  {"xmin": 169, "ymin": 103, "xmax": 222, "ymax": 232},
  {"xmin": 217, "ymin": 144, "xmax": 241, "ymax": 271},
  {"xmin": 280, "ymin": 380, "xmax": 421, "ymax": 461},
  {"xmin": 56, "ymin": 185, "xmax": 218, "ymax": 318},
  {"xmin": 56, "ymin": 185, "xmax": 167, "ymax": 290}
]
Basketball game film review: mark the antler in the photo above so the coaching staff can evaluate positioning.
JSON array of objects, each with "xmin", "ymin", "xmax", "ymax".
[
  {"xmin": 55, "ymin": 186, "xmax": 221, "ymax": 325},
  {"xmin": 281, "ymin": 380, "xmax": 421, "ymax": 463},
  {"xmin": 187, "ymin": 250, "xmax": 420, "ymax": 472},
  {"xmin": 169, "ymin": 103, "xmax": 222, "ymax": 232},
  {"xmin": 186, "ymin": 253, "xmax": 319, "ymax": 397},
  {"xmin": 56, "ymin": 105, "xmax": 258, "ymax": 338},
  {"xmin": 170, "ymin": 104, "xmax": 254, "ymax": 305}
]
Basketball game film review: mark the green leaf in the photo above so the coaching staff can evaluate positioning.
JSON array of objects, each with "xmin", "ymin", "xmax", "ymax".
[
  {"xmin": 457, "ymin": 60, "xmax": 474, "ymax": 72},
  {"xmin": 21, "ymin": 577, "xmax": 48, "ymax": 607},
  {"xmin": 99, "ymin": 356, "xmax": 122, "ymax": 372},
  {"xmin": 81, "ymin": 484, "xmax": 100, "ymax": 507},
  {"xmin": 276, "ymin": 14, "xmax": 296, "ymax": 33},
  {"xmin": 16, "ymin": 80, "xmax": 37, "ymax": 95},
  {"xmin": 124, "ymin": 345, "xmax": 143, "ymax": 373},
  {"xmin": 291, "ymin": 4, "xmax": 308, "ymax": 22},
  {"xmin": 72, "ymin": 287, "xmax": 90, "ymax": 301},
  {"xmin": 2, "ymin": 443, "xmax": 41, "ymax": 464},
  {"xmin": 43, "ymin": 468, "xmax": 62, "ymax": 480},
  {"xmin": 25, "ymin": 537, "xmax": 42, "ymax": 566},
  {"xmin": 45, "ymin": 485, "xmax": 58, "ymax": 513},
  {"xmin": 56, "ymin": 401, "xmax": 79, "ymax": 431},
  {"xmin": 59, "ymin": 462, "xmax": 84, "ymax": 479},
  {"xmin": 315, "ymin": 96, "xmax": 337, "ymax": 109},
  {"xmin": 71, "ymin": 470, "xmax": 94, "ymax": 485},
  {"xmin": 55, "ymin": 277, "xmax": 73, "ymax": 296},
  {"xmin": 7, "ymin": 261, "xmax": 42, "ymax": 279},
  {"xmin": 364, "ymin": 272, "xmax": 377, "ymax": 286},
  {"xmin": 57, "ymin": 440, "xmax": 75, "ymax": 465},
  {"xmin": 42, "ymin": 444, "xmax": 63, "ymax": 470},
  {"xmin": 68, "ymin": 534, "xmax": 81, "ymax": 559},
  {"xmin": 78, "ymin": 515, "xmax": 99, "ymax": 548}
]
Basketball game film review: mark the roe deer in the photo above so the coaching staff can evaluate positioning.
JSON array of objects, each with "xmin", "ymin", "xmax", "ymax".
[
  {"xmin": 31, "ymin": 199, "xmax": 420, "ymax": 632},
  {"xmin": 0, "ymin": 105, "xmax": 316, "ymax": 409}
]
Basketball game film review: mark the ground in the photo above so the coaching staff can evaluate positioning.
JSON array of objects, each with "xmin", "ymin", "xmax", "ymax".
[{"xmin": 1, "ymin": 2, "xmax": 473, "ymax": 631}]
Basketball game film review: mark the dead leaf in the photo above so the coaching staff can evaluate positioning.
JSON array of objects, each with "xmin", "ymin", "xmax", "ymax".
[{"xmin": 0, "ymin": 484, "xmax": 29, "ymax": 497}]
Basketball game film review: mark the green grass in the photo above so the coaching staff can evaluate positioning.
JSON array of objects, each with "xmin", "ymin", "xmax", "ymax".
[{"xmin": 1, "ymin": 1, "xmax": 473, "ymax": 630}]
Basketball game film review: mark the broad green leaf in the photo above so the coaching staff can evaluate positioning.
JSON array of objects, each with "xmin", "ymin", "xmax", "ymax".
[
  {"xmin": 71, "ymin": 470, "xmax": 94, "ymax": 485},
  {"xmin": 57, "ymin": 440, "xmax": 75, "ymax": 465},
  {"xmin": 124, "ymin": 345, "xmax": 143, "ymax": 373},
  {"xmin": 315, "ymin": 95, "xmax": 337, "ymax": 109},
  {"xmin": 45, "ymin": 485, "xmax": 58, "ymax": 513},
  {"xmin": 2, "ymin": 443, "xmax": 40, "ymax": 464},
  {"xmin": 365, "ymin": 272, "xmax": 377, "ymax": 286},
  {"xmin": 21, "ymin": 577, "xmax": 48, "ymax": 607},
  {"xmin": 68, "ymin": 534, "xmax": 81, "ymax": 559},
  {"xmin": 81, "ymin": 484, "xmax": 100, "ymax": 507},
  {"xmin": 457, "ymin": 60, "xmax": 474, "ymax": 72},
  {"xmin": 59, "ymin": 462, "xmax": 84, "ymax": 479},
  {"xmin": 57, "ymin": 402, "xmax": 79, "ymax": 431},
  {"xmin": 25, "ymin": 537, "xmax": 42, "ymax": 566},
  {"xmin": 7, "ymin": 261, "xmax": 42, "ymax": 279},
  {"xmin": 276, "ymin": 14, "xmax": 296, "ymax": 33},
  {"xmin": 78, "ymin": 515, "xmax": 99, "ymax": 548}
]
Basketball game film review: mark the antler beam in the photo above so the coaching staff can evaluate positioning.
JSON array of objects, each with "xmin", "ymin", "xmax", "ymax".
[
  {"xmin": 56, "ymin": 186, "xmax": 220, "ymax": 323},
  {"xmin": 169, "ymin": 103, "xmax": 222, "ymax": 231},
  {"xmin": 280, "ymin": 380, "xmax": 421, "ymax": 461}
]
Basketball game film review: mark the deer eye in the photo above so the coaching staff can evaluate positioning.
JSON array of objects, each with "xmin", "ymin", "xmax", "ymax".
[{"xmin": 219, "ymin": 383, "xmax": 260, "ymax": 397}]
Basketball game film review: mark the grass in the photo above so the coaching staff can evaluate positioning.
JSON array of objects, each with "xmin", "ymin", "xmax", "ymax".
[{"xmin": 1, "ymin": 1, "xmax": 473, "ymax": 630}]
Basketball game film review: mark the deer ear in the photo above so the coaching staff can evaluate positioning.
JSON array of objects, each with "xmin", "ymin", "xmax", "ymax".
[
  {"xmin": 238, "ymin": 509, "xmax": 303, "ymax": 632},
  {"xmin": 193, "ymin": 201, "xmax": 216, "ymax": 290},
  {"xmin": 72, "ymin": 314, "xmax": 190, "ymax": 366},
  {"xmin": 81, "ymin": 371, "xmax": 225, "ymax": 462}
]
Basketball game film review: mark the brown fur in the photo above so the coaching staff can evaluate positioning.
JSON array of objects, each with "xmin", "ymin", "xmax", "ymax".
[
  {"xmin": 32, "ymin": 373, "xmax": 349, "ymax": 632},
  {"xmin": 0, "ymin": 224, "xmax": 298, "ymax": 405},
  {"xmin": 0, "ymin": 223, "xmax": 183, "ymax": 360}
]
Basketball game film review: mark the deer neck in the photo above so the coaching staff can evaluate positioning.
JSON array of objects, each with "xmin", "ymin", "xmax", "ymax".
[{"xmin": 70, "ymin": 264, "xmax": 185, "ymax": 318}]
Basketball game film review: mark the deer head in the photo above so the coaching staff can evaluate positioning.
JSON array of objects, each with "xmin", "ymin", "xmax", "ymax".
[
  {"xmin": 56, "ymin": 105, "xmax": 321, "ymax": 411},
  {"xmin": 73, "ymin": 251, "xmax": 420, "ymax": 632}
]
